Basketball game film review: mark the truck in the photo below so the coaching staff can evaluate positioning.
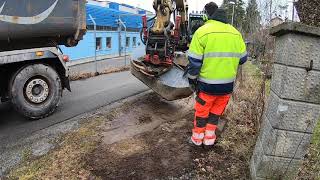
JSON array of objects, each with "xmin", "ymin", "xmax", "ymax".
[{"xmin": 0, "ymin": 0, "xmax": 86, "ymax": 119}]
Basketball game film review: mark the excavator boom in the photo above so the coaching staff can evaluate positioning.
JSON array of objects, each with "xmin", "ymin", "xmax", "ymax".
[{"xmin": 131, "ymin": 0, "xmax": 204, "ymax": 101}]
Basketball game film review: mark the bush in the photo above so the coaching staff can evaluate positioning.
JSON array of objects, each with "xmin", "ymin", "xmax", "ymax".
[{"xmin": 295, "ymin": 0, "xmax": 320, "ymax": 27}]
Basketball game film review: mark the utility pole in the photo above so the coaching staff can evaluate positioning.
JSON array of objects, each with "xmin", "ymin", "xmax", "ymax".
[
  {"xmin": 270, "ymin": 0, "xmax": 273, "ymax": 22},
  {"xmin": 88, "ymin": 14, "xmax": 98, "ymax": 76},
  {"xmin": 292, "ymin": 0, "xmax": 295, "ymax": 21},
  {"xmin": 230, "ymin": 1, "xmax": 236, "ymax": 26},
  {"xmin": 117, "ymin": 14, "xmax": 143, "ymax": 65},
  {"xmin": 118, "ymin": 18, "xmax": 127, "ymax": 66}
]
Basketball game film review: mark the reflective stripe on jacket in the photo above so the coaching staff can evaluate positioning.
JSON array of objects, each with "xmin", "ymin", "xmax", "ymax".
[{"xmin": 187, "ymin": 20, "xmax": 247, "ymax": 95}]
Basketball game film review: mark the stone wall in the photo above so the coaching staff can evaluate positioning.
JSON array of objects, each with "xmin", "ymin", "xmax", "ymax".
[{"xmin": 250, "ymin": 23, "xmax": 320, "ymax": 179}]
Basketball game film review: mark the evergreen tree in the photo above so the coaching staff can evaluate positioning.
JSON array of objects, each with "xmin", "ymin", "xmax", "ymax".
[
  {"xmin": 243, "ymin": 0, "xmax": 261, "ymax": 34},
  {"xmin": 221, "ymin": 0, "xmax": 246, "ymax": 29}
]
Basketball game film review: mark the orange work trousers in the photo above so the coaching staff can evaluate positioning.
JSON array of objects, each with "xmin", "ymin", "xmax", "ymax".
[{"xmin": 191, "ymin": 91, "xmax": 231, "ymax": 146}]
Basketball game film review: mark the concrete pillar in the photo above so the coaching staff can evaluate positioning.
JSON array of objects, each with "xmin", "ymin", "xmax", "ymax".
[{"xmin": 251, "ymin": 23, "xmax": 320, "ymax": 179}]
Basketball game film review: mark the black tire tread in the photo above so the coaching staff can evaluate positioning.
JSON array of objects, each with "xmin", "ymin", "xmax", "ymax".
[{"xmin": 10, "ymin": 64, "xmax": 62, "ymax": 120}]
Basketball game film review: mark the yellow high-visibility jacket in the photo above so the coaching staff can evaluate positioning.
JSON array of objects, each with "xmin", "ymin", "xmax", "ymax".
[{"xmin": 187, "ymin": 19, "xmax": 247, "ymax": 95}]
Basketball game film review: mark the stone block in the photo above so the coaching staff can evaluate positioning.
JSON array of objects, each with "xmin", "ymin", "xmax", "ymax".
[
  {"xmin": 270, "ymin": 22, "xmax": 320, "ymax": 38},
  {"xmin": 274, "ymin": 33, "xmax": 320, "ymax": 71},
  {"xmin": 265, "ymin": 91, "xmax": 320, "ymax": 133},
  {"xmin": 251, "ymin": 140, "xmax": 303, "ymax": 180},
  {"xmin": 251, "ymin": 139, "xmax": 264, "ymax": 179},
  {"xmin": 271, "ymin": 64, "xmax": 320, "ymax": 104},
  {"xmin": 251, "ymin": 139, "xmax": 302, "ymax": 179},
  {"xmin": 250, "ymin": 141, "xmax": 259, "ymax": 180},
  {"xmin": 258, "ymin": 116, "xmax": 311, "ymax": 159},
  {"xmin": 257, "ymin": 155, "xmax": 302, "ymax": 179},
  {"xmin": 252, "ymin": 22, "xmax": 319, "ymax": 180}
]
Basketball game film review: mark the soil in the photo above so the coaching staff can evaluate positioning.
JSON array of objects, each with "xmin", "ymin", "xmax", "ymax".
[
  {"xmin": 85, "ymin": 93, "xmax": 196, "ymax": 179},
  {"xmin": 84, "ymin": 92, "xmax": 255, "ymax": 180}
]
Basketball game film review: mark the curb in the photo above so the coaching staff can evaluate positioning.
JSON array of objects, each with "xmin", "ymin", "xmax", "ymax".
[{"xmin": 67, "ymin": 55, "xmax": 131, "ymax": 67}]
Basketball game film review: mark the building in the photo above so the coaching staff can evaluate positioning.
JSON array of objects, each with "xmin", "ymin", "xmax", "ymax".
[
  {"xmin": 270, "ymin": 16, "xmax": 284, "ymax": 27},
  {"xmin": 61, "ymin": 1, "xmax": 152, "ymax": 61}
]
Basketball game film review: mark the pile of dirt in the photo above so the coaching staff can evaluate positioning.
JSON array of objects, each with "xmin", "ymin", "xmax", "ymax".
[{"xmin": 295, "ymin": 0, "xmax": 320, "ymax": 27}]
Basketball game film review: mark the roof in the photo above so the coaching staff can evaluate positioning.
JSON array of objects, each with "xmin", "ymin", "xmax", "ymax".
[
  {"xmin": 86, "ymin": 4, "xmax": 143, "ymax": 29},
  {"xmin": 271, "ymin": 16, "xmax": 284, "ymax": 21}
]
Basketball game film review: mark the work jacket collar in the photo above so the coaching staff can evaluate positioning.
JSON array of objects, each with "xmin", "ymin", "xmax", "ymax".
[
  {"xmin": 208, "ymin": 8, "xmax": 228, "ymax": 24},
  {"xmin": 205, "ymin": 20, "xmax": 225, "ymax": 25}
]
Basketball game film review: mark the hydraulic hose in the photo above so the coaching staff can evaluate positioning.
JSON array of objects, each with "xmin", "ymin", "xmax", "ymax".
[{"xmin": 140, "ymin": 15, "xmax": 156, "ymax": 45}]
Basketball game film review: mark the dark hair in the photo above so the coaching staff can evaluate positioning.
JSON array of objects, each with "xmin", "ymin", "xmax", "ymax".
[
  {"xmin": 212, "ymin": 9, "xmax": 228, "ymax": 23},
  {"xmin": 204, "ymin": 2, "xmax": 218, "ymax": 16}
]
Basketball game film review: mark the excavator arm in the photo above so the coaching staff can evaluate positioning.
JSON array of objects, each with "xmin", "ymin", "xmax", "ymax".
[
  {"xmin": 142, "ymin": 0, "xmax": 190, "ymax": 66},
  {"xmin": 131, "ymin": 0, "xmax": 204, "ymax": 100},
  {"xmin": 151, "ymin": 0, "xmax": 188, "ymax": 35}
]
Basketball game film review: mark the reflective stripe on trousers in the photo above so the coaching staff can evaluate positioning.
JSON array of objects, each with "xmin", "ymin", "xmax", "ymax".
[
  {"xmin": 191, "ymin": 130, "xmax": 205, "ymax": 146},
  {"xmin": 203, "ymin": 137, "xmax": 216, "ymax": 146},
  {"xmin": 204, "ymin": 128, "xmax": 216, "ymax": 146}
]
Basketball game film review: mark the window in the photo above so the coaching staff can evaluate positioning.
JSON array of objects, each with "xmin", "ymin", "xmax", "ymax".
[
  {"xmin": 106, "ymin": 37, "xmax": 112, "ymax": 49},
  {"xmin": 132, "ymin": 37, "xmax": 137, "ymax": 47},
  {"xmin": 126, "ymin": 37, "xmax": 130, "ymax": 47},
  {"xmin": 96, "ymin": 37, "xmax": 102, "ymax": 51}
]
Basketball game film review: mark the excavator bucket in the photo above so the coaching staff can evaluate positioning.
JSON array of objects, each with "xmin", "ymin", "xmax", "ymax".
[{"xmin": 131, "ymin": 55, "xmax": 193, "ymax": 101}]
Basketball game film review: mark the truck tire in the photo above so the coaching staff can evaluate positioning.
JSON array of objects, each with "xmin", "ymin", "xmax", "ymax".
[{"xmin": 10, "ymin": 64, "xmax": 62, "ymax": 120}]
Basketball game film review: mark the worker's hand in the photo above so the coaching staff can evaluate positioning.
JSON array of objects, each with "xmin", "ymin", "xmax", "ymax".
[
  {"xmin": 171, "ymin": 30, "xmax": 175, "ymax": 36},
  {"xmin": 188, "ymin": 78, "xmax": 198, "ymax": 92}
]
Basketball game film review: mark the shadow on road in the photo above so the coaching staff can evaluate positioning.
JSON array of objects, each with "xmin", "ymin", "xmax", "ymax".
[{"xmin": 0, "ymin": 102, "xmax": 28, "ymax": 129}]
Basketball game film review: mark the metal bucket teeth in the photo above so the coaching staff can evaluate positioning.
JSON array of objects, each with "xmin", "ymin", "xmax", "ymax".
[{"xmin": 131, "ymin": 60, "xmax": 193, "ymax": 101}]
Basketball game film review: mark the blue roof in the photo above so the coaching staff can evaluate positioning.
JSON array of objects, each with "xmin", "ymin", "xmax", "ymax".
[{"xmin": 86, "ymin": 4, "xmax": 143, "ymax": 29}]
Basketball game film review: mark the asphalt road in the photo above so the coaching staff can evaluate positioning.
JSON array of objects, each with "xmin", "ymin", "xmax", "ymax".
[{"xmin": 0, "ymin": 71, "xmax": 148, "ymax": 146}]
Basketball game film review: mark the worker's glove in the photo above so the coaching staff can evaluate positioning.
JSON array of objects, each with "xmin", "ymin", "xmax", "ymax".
[{"xmin": 188, "ymin": 78, "xmax": 198, "ymax": 92}]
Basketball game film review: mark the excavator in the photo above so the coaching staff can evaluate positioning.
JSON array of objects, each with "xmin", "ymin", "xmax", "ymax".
[{"xmin": 131, "ymin": 0, "xmax": 204, "ymax": 101}]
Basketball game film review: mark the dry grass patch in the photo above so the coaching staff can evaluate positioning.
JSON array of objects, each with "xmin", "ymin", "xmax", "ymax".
[
  {"xmin": 70, "ymin": 66, "xmax": 130, "ymax": 81},
  {"xmin": 7, "ymin": 117, "xmax": 104, "ymax": 180},
  {"xmin": 298, "ymin": 120, "xmax": 320, "ymax": 179}
]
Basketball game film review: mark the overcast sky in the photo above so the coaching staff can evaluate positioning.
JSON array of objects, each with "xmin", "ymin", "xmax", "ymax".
[
  {"xmin": 108, "ymin": 0, "xmax": 298, "ymax": 21},
  {"xmin": 111, "ymin": 0, "xmax": 223, "ymax": 12}
]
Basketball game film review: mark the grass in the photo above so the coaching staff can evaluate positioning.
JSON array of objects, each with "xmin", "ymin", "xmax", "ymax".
[
  {"xmin": 69, "ymin": 66, "xmax": 130, "ymax": 81},
  {"xmin": 298, "ymin": 120, "xmax": 320, "ymax": 179},
  {"xmin": 7, "ymin": 117, "xmax": 104, "ymax": 180}
]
